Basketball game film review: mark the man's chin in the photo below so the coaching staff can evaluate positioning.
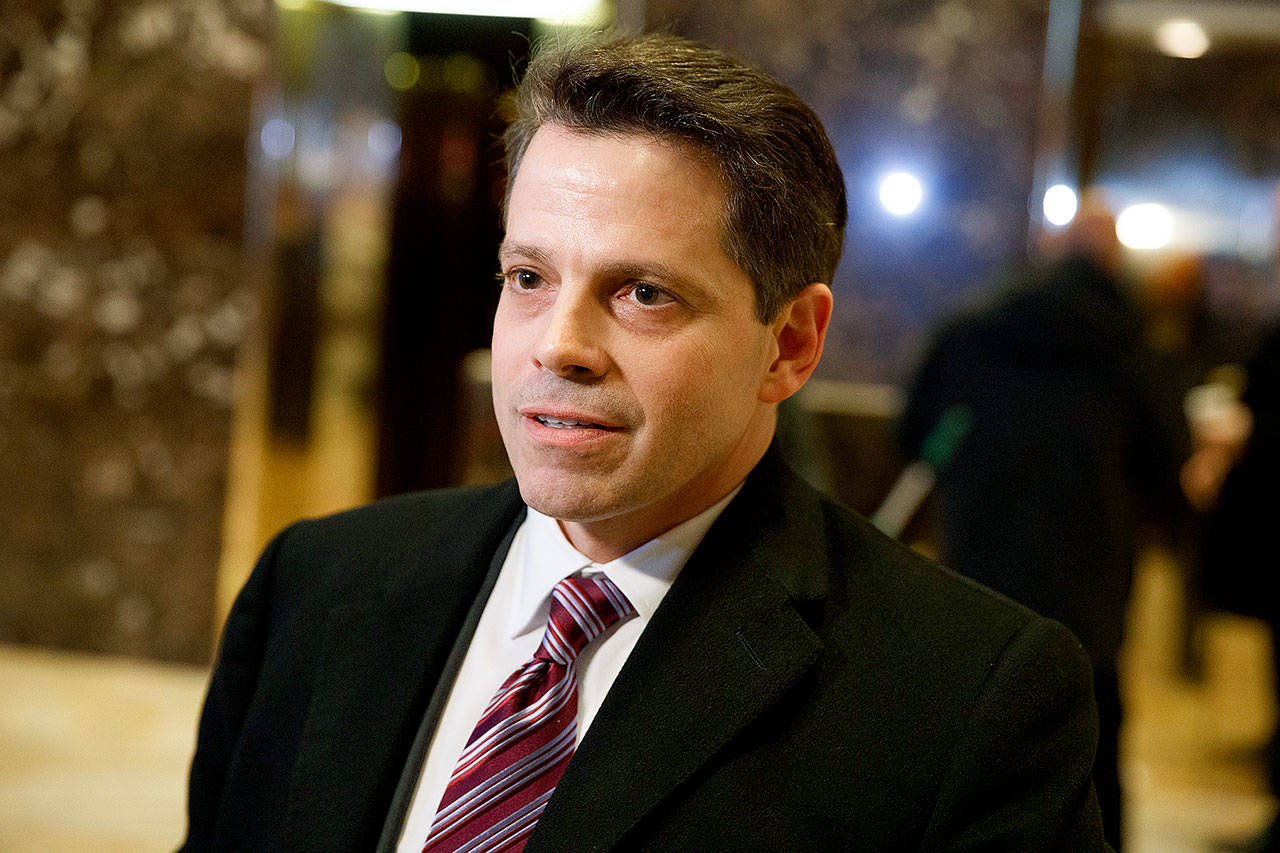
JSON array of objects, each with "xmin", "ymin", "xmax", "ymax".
[{"xmin": 515, "ymin": 476, "xmax": 628, "ymax": 524}]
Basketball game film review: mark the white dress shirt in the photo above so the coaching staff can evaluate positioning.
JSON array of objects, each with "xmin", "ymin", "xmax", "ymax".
[{"xmin": 395, "ymin": 488, "xmax": 740, "ymax": 852}]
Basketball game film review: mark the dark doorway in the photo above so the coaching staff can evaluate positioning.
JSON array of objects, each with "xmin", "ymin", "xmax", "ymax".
[{"xmin": 376, "ymin": 14, "xmax": 531, "ymax": 496}]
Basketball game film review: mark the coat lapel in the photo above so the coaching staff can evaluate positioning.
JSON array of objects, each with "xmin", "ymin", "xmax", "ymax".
[
  {"xmin": 527, "ymin": 453, "xmax": 828, "ymax": 851},
  {"xmin": 283, "ymin": 481, "xmax": 526, "ymax": 851}
]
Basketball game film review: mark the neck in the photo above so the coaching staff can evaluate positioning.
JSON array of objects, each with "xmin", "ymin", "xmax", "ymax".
[{"xmin": 556, "ymin": 483, "xmax": 741, "ymax": 564}]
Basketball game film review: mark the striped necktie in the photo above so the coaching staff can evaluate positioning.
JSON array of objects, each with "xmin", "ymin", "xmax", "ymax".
[{"xmin": 422, "ymin": 574, "xmax": 636, "ymax": 853}]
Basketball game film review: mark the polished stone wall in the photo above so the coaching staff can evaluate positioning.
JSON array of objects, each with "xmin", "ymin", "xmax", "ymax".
[
  {"xmin": 646, "ymin": 0, "xmax": 1051, "ymax": 381},
  {"xmin": 0, "ymin": 0, "xmax": 270, "ymax": 663}
]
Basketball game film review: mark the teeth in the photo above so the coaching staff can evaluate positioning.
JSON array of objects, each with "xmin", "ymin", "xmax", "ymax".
[{"xmin": 538, "ymin": 415, "xmax": 598, "ymax": 428}]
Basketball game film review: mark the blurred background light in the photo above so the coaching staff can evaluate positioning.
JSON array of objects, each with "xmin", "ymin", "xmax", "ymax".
[
  {"xmin": 1155, "ymin": 18, "xmax": 1210, "ymax": 59},
  {"xmin": 384, "ymin": 51, "xmax": 420, "ymax": 90},
  {"xmin": 320, "ymin": 0, "xmax": 605, "ymax": 22},
  {"xmin": 1116, "ymin": 202, "xmax": 1174, "ymax": 250},
  {"xmin": 259, "ymin": 117, "xmax": 296, "ymax": 159},
  {"xmin": 367, "ymin": 119, "xmax": 401, "ymax": 163},
  {"xmin": 879, "ymin": 171, "xmax": 924, "ymax": 217},
  {"xmin": 1043, "ymin": 183, "xmax": 1078, "ymax": 227}
]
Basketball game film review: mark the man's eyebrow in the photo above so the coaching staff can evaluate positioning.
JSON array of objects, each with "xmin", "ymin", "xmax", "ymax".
[
  {"xmin": 497, "ymin": 242, "xmax": 552, "ymax": 265},
  {"xmin": 601, "ymin": 261, "xmax": 710, "ymax": 299}
]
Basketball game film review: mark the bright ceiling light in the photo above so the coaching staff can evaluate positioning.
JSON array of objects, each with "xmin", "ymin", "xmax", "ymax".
[
  {"xmin": 316, "ymin": 0, "xmax": 605, "ymax": 21},
  {"xmin": 1116, "ymin": 203, "xmax": 1174, "ymax": 250},
  {"xmin": 1042, "ymin": 184, "xmax": 1078, "ymax": 227},
  {"xmin": 1155, "ymin": 19, "xmax": 1210, "ymax": 59},
  {"xmin": 879, "ymin": 172, "xmax": 924, "ymax": 217},
  {"xmin": 260, "ymin": 118, "xmax": 296, "ymax": 159}
]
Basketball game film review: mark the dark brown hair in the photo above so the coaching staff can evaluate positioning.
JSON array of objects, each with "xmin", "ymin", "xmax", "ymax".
[{"xmin": 504, "ymin": 33, "xmax": 847, "ymax": 322}]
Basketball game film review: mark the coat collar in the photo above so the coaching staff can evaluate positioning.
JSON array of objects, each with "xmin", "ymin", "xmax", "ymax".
[
  {"xmin": 526, "ymin": 450, "xmax": 828, "ymax": 851},
  {"xmin": 285, "ymin": 479, "xmax": 528, "ymax": 851}
]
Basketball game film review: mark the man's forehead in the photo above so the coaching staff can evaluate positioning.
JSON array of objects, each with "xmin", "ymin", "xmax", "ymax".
[
  {"xmin": 516, "ymin": 124, "xmax": 724, "ymax": 194},
  {"xmin": 505, "ymin": 125, "xmax": 729, "ymax": 245}
]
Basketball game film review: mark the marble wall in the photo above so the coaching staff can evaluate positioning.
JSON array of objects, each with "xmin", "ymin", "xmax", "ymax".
[
  {"xmin": 646, "ymin": 0, "xmax": 1051, "ymax": 381},
  {"xmin": 0, "ymin": 0, "xmax": 271, "ymax": 663}
]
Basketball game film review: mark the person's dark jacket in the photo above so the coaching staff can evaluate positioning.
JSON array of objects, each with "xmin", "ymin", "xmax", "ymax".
[
  {"xmin": 900, "ymin": 256, "xmax": 1184, "ymax": 664},
  {"xmin": 183, "ymin": 451, "xmax": 1108, "ymax": 851}
]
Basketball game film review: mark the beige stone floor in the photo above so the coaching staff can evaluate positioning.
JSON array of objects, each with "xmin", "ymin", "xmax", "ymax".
[
  {"xmin": 1123, "ymin": 550, "xmax": 1277, "ymax": 851},
  {"xmin": 0, "ymin": 549, "xmax": 1275, "ymax": 851},
  {"xmin": 0, "ymin": 645, "xmax": 208, "ymax": 851}
]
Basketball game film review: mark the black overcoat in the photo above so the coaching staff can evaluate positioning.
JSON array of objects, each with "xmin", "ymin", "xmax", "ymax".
[{"xmin": 183, "ymin": 451, "xmax": 1107, "ymax": 851}]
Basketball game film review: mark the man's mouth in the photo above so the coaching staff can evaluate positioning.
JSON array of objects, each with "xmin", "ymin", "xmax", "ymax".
[{"xmin": 534, "ymin": 415, "xmax": 611, "ymax": 430}]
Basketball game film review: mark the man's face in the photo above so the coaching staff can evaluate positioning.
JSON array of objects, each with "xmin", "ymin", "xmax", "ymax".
[{"xmin": 491, "ymin": 124, "xmax": 781, "ymax": 559}]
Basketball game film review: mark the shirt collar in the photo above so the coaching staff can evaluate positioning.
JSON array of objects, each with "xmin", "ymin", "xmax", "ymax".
[{"xmin": 508, "ymin": 484, "xmax": 743, "ymax": 640}]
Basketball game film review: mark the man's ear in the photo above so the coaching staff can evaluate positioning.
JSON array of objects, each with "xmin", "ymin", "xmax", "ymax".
[{"xmin": 759, "ymin": 282, "xmax": 833, "ymax": 404}]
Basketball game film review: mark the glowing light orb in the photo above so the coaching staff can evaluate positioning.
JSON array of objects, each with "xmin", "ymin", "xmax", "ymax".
[
  {"xmin": 1043, "ymin": 184, "xmax": 1078, "ymax": 227},
  {"xmin": 260, "ymin": 118, "xmax": 296, "ymax": 160},
  {"xmin": 1156, "ymin": 19, "xmax": 1210, "ymax": 59},
  {"xmin": 879, "ymin": 172, "xmax": 924, "ymax": 217},
  {"xmin": 1116, "ymin": 203, "xmax": 1174, "ymax": 250}
]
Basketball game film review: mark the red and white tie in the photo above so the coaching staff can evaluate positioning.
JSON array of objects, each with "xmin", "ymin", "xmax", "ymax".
[{"xmin": 421, "ymin": 574, "xmax": 636, "ymax": 853}]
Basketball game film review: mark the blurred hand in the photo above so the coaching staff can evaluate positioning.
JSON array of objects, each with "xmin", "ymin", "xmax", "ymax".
[{"xmin": 1180, "ymin": 387, "xmax": 1253, "ymax": 511}]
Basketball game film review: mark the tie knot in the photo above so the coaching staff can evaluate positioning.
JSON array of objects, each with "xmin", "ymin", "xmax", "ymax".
[{"xmin": 535, "ymin": 574, "xmax": 636, "ymax": 666}]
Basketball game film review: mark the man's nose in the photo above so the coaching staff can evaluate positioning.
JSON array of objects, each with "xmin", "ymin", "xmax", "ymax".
[{"xmin": 532, "ymin": 287, "xmax": 609, "ymax": 379}]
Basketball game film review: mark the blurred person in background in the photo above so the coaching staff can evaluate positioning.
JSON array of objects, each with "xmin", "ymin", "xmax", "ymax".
[
  {"xmin": 1185, "ymin": 319, "xmax": 1280, "ymax": 852},
  {"xmin": 899, "ymin": 193, "xmax": 1189, "ymax": 849},
  {"xmin": 1136, "ymin": 253, "xmax": 1254, "ymax": 682}
]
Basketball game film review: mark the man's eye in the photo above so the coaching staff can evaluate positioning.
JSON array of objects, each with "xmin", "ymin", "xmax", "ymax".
[
  {"xmin": 627, "ymin": 283, "xmax": 673, "ymax": 307},
  {"xmin": 509, "ymin": 269, "xmax": 542, "ymax": 290}
]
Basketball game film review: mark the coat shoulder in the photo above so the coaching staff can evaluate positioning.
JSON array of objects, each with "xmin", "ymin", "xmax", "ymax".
[
  {"xmin": 826, "ymin": 490, "xmax": 1051, "ymax": 641},
  {"xmin": 773, "ymin": 464, "xmax": 1092, "ymax": 712},
  {"xmin": 289, "ymin": 479, "xmax": 522, "ymax": 549},
  {"xmin": 260, "ymin": 479, "xmax": 525, "ymax": 609},
  {"xmin": 771, "ymin": 459, "xmax": 1066, "ymax": 659}
]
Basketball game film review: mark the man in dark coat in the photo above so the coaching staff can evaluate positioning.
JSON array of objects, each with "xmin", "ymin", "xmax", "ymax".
[
  {"xmin": 900, "ymin": 205, "xmax": 1185, "ymax": 849},
  {"xmin": 184, "ymin": 34, "xmax": 1110, "ymax": 851}
]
